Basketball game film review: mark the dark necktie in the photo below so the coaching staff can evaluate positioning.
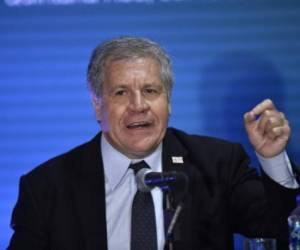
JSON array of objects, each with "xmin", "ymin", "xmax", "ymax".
[{"xmin": 130, "ymin": 161, "xmax": 158, "ymax": 250}]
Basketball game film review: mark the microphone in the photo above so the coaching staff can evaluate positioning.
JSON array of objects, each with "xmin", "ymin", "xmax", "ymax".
[
  {"xmin": 136, "ymin": 169, "xmax": 188, "ymax": 193},
  {"xmin": 135, "ymin": 168, "xmax": 189, "ymax": 248}
]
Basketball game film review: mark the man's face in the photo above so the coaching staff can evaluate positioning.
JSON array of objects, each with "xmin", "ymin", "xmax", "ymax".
[{"xmin": 93, "ymin": 57, "xmax": 170, "ymax": 159}]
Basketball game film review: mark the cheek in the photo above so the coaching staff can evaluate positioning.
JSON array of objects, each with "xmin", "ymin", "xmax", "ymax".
[
  {"xmin": 106, "ymin": 106, "xmax": 125, "ymax": 128},
  {"xmin": 97, "ymin": 104, "xmax": 113, "ymax": 131},
  {"xmin": 157, "ymin": 104, "xmax": 170, "ymax": 120}
]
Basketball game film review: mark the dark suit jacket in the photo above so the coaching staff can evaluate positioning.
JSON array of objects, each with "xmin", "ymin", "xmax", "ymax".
[{"xmin": 8, "ymin": 128, "xmax": 300, "ymax": 250}]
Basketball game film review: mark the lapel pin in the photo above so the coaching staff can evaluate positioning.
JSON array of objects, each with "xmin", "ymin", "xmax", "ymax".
[{"xmin": 172, "ymin": 156, "xmax": 184, "ymax": 164}]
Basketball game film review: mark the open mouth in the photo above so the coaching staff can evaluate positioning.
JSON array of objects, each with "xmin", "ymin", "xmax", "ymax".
[{"xmin": 127, "ymin": 121, "xmax": 152, "ymax": 129}]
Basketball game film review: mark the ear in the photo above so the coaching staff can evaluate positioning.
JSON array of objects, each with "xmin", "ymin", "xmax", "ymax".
[
  {"xmin": 92, "ymin": 96, "xmax": 102, "ymax": 123},
  {"xmin": 168, "ymin": 103, "xmax": 172, "ymax": 115}
]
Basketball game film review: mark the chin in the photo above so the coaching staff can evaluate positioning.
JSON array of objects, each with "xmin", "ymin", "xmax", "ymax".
[{"xmin": 127, "ymin": 144, "xmax": 157, "ymax": 158}]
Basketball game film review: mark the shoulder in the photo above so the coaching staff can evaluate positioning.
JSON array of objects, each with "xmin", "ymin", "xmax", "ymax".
[
  {"xmin": 165, "ymin": 128, "xmax": 251, "ymax": 188},
  {"xmin": 165, "ymin": 127, "xmax": 248, "ymax": 166},
  {"xmin": 166, "ymin": 127, "xmax": 240, "ymax": 151},
  {"xmin": 23, "ymin": 133, "xmax": 101, "ymax": 184}
]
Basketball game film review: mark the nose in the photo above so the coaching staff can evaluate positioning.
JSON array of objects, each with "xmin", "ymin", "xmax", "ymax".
[{"xmin": 129, "ymin": 91, "xmax": 149, "ymax": 112}]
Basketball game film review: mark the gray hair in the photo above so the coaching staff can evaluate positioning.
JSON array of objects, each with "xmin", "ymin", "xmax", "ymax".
[{"xmin": 87, "ymin": 36, "xmax": 173, "ymax": 100}]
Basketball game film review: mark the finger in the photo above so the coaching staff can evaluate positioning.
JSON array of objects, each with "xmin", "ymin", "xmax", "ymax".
[
  {"xmin": 265, "ymin": 113, "xmax": 286, "ymax": 133},
  {"xmin": 267, "ymin": 127, "xmax": 283, "ymax": 140},
  {"xmin": 257, "ymin": 110, "xmax": 285, "ymax": 133},
  {"xmin": 251, "ymin": 99, "xmax": 276, "ymax": 116},
  {"xmin": 267, "ymin": 124, "xmax": 290, "ymax": 140},
  {"xmin": 244, "ymin": 111, "xmax": 256, "ymax": 126}
]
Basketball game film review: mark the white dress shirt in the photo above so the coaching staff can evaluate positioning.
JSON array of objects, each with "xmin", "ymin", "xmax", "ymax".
[
  {"xmin": 101, "ymin": 134, "xmax": 165, "ymax": 250},
  {"xmin": 257, "ymin": 151, "xmax": 299, "ymax": 188}
]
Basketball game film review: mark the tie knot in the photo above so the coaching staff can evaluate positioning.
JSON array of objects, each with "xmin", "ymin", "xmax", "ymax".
[{"xmin": 130, "ymin": 160, "xmax": 150, "ymax": 174}]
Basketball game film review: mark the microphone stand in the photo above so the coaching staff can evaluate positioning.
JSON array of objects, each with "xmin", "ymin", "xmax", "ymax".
[
  {"xmin": 163, "ymin": 173, "xmax": 188, "ymax": 250},
  {"xmin": 165, "ymin": 202, "xmax": 183, "ymax": 250},
  {"xmin": 135, "ymin": 169, "xmax": 188, "ymax": 250}
]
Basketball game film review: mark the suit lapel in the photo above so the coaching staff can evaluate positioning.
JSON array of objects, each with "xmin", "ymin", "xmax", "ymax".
[
  {"xmin": 162, "ymin": 129, "xmax": 215, "ymax": 250},
  {"xmin": 162, "ymin": 129, "xmax": 187, "ymax": 171},
  {"xmin": 70, "ymin": 133, "xmax": 108, "ymax": 250},
  {"xmin": 162, "ymin": 130, "xmax": 188, "ymax": 250}
]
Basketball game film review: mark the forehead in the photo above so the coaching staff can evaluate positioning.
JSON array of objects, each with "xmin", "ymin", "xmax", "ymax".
[
  {"xmin": 105, "ymin": 56, "xmax": 161, "ymax": 70},
  {"xmin": 103, "ymin": 57, "xmax": 162, "ymax": 84},
  {"xmin": 104, "ymin": 54, "xmax": 160, "ymax": 67}
]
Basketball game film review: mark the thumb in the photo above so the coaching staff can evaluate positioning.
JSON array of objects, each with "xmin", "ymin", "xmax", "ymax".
[{"xmin": 244, "ymin": 111, "xmax": 256, "ymax": 130}]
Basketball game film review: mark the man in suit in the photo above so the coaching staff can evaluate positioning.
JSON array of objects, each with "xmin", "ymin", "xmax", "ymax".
[{"xmin": 8, "ymin": 36, "xmax": 299, "ymax": 250}]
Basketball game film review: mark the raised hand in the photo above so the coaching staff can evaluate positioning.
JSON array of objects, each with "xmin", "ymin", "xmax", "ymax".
[{"xmin": 244, "ymin": 99, "xmax": 291, "ymax": 158}]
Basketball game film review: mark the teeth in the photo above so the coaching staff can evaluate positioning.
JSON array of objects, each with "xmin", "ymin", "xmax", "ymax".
[{"xmin": 127, "ymin": 121, "xmax": 149, "ymax": 128}]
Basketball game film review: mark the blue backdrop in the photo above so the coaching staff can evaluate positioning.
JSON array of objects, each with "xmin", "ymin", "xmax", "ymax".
[{"xmin": 1, "ymin": 0, "xmax": 299, "ymax": 249}]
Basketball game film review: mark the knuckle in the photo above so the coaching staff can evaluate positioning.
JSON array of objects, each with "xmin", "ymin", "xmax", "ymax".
[{"xmin": 279, "ymin": 112, "xmax": 285, "ymax": 119}]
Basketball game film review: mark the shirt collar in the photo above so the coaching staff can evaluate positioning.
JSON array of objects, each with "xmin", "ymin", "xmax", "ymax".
[{"xmin": 101, "ymin": 134, "xmax": 162, "ymax": 191}]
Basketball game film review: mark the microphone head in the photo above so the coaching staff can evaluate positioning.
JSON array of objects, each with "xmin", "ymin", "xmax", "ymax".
[{"xmin": 136, "ymin": 168, "xmax": 152, "ymax": 192}]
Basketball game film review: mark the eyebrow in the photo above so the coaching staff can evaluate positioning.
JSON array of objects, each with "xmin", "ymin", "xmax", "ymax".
[
  {"xmin": 109, "ymin": 82, "xmax": 162, "ymax": 89},
  {"xmin": 143, "ymin": 83, "xmax": 163, "ymax": 88},
  {"xmin": 107, "ymin": 84, "xmax": 128, "ymax": 92}
]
